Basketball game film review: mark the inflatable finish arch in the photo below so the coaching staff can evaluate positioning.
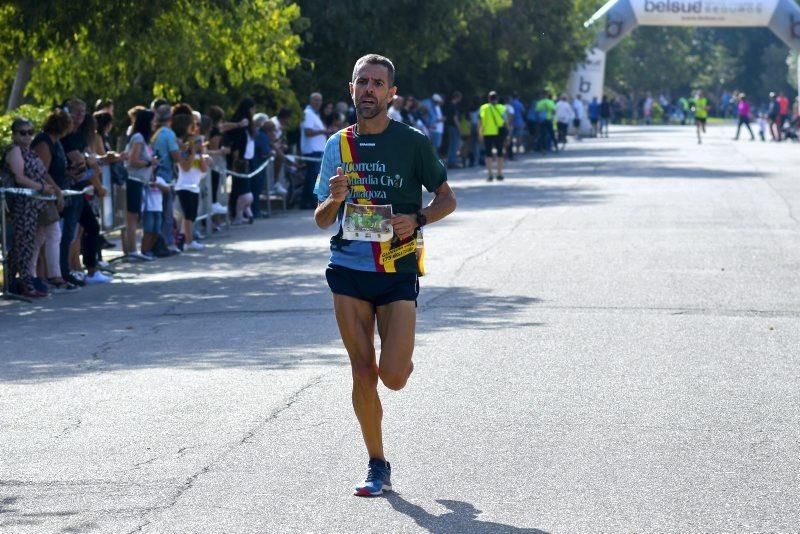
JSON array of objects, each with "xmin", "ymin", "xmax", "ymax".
[{"xmin": 568, "ymin": 0, "xmax": 800, "ymax": 103}]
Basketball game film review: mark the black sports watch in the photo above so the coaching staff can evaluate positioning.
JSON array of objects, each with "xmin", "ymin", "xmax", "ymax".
[{"xmin": 415, "ymin": 210, "xmax": 427, "ymax": 228}]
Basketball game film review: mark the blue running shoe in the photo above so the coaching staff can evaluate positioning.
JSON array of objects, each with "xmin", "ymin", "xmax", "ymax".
[{"xmin": 354, "ymin": 458, "xmax": 392, "ymax": 496}]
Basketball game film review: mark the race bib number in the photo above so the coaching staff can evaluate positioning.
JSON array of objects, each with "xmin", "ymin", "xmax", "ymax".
[{"xmin": 341, "ymin": 203, "xmax": 393, "ymax": 242}]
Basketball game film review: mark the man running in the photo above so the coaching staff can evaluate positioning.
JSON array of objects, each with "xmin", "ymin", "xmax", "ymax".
[
  {"xmin": 693, "ymin": 89, "xmax": 709, "ymax": 144},
  {"xmin": 314, "ymin": 54, "xmax": 457, "ymax": 496}
]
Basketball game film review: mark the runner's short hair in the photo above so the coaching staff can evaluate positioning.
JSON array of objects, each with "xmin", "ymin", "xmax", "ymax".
[{"xmin": 352, "ymin": 54, "xmax": 395, "ymax": 86}]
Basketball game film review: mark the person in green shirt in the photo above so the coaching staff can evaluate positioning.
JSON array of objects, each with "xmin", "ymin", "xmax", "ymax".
[
  {"xmin": 692, "ymin": 89, "xmax": 709, "ymax": 144},
  {"xmin": 478, "ymin": 91, "xmax": 508, "ymax": 181},
  {"xmin": 535, "ymin": 91, "xmax": 557, "ymax": 152},
  {"xmin": 314, "ymin": 53, "xmax": 457, "ymax": 497},
  {"xmin": 678, "ymin": 96, "xmax": 689, "ymax": 125}
]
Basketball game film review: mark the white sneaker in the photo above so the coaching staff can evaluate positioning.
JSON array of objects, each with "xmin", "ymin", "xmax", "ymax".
[
  {"xmin": 186, "ymin": 241, "xmax": 205, "ymax": 251},
  {"xmin": 211, "ymin": 202, "xmax": 228, "ymax": 215},
  {"xmin": 167, "ymin": 245, "xmax": 182, "ymax": 255},
  {"xmin": 70, "ymin": 270, "xmax": 86, "ymax": 282},
  {"xmin": 84, "ymin": 271, "xmax": 112, "ymax": 284},
  {"xmin": 130, "ymin": 251, "xmax": 155, "ymax": 262},
  {"xmin": 270, "ymin": 183, "xmax": 288, "ymax": 195}
]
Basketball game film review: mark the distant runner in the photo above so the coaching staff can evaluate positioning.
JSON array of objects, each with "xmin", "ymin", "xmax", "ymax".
[{"xmin": 693, "ymin": 89, "xmax": 709, "ymax": 145}]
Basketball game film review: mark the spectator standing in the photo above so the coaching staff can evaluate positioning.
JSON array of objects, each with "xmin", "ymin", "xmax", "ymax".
[
  {"xmin": 2, "ymin": 118, "xmax": 56, "ymax": 297},
  {"xmin": 535, "ymin": 92, "xmax": 556, "ymax": 152},
  {"xmin": 526, "ymin": 95, "xmax": 540, "ymax": 149},
  {"xmin": 252, "ymin": 113, "xmax": 275, "ymax": 218},
  {"xmin": 510, "ymin": 92, "xmax": 526, "ymax": 155},
  {"xmin": 757, "ymin": 112, "xmax": 767, "ymax": 142},
  {"xmin": 588, "ymin": 96, "xmax": 600, "ymax": 137},
  {"xmin": 60, "ymin": 99, "xmax": 109, "ymax": 284},
  {"xmin": 777, "ymin": 92, "xmax": 790, "ymax": 140},
  {"xmin": 124, "ymin": 109, "xmax": 159, "ymax": 260},
  {"xmin": 478, "ymin": 90, "xmax": 508, "ymax": 182},
  {"xmin": 152, "ymin": 105, "xmax": 181, "ymax": 253},
  {"xmin": 31, "ymin": 109, "xmax": 73, "ymax": 291},
  {"xmin": 205, "ymin": 105, "xmax": 231, "ymax": 216},
  {"xmin": 140, "ymin": 174, "xmax": 170, "ymax": 257},
  {"xmin": 300, "ymin": 92, "xmax": 327, "ymax": 209},
  {"xmin": 503, "ymin": 96, "xmax": 515, "ymax": 161},
  {"xmin": 443, "ymin": 91, "xmax": 462, "ymax": 168},
  {"xmin": 599, "ymin": 95, "xmax": 611, "ymax": 137},
  {"xmin": 270, "ymin": 108, "xmax": 291, "ymax": 195},
  {"xmin": 467, "ymin": 96, "xmax": 482, "ymax": 168},
  {"xmin": 225, "ymin": 97, "xmax": 257, "ymax": 222},
  {"xmin": 733, "ymin": 94, "xmax": 755, "ymax": 141},
  {"xmin": 388, "ymin": 95, "xmax": 404, "ymax": 122},
  {"xmin": 429, "ymin": 94, "xmax": 445, "ymax": 152},
  {"xmin": 767, "ymin": 92, "xmax": 780, "ymax": 141},
  {"xmin": 572, "ymin": 94, "xmax": 585, "ymax": 140},
  {"xmin": 174, "ymin": 114, "xmax": 210, "ymax": 250},
  {"xmin": 554, "ymin": 94, "xmax": 575, "ymax": 150},
  {"xmin": 643, "ymin": 93, "xmax": 653, "ymax": 125}
]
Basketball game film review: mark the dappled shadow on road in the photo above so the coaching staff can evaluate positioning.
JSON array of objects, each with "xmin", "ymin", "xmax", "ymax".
[
  {"xmin": 448, "ymin": 179, "xmax": 607, "ymax": 212},
  {"xmin": 387, "ymin": 493, "xmax": 548, "ymax": 534},
  {"xmin": 0, "ymin": 494, "xmax": 82, "ymax": 531},
  {"xmin": 0, "ymin": 256, "xmax": 544, "ymax": 381},
  {"xmin": 419, "ymin": 286, "xmax": 543, "ymax": 332}
]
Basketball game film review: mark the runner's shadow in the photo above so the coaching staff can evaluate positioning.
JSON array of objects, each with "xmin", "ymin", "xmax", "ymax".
[{"xmin": 386, "ymin": 493, "xmax": 548, "ymax": 533}]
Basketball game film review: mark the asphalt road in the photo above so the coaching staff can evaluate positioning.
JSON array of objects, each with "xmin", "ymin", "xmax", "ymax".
[{"xmin": 2, "ymin": 124, "xmax": 799, "ymax": 533}]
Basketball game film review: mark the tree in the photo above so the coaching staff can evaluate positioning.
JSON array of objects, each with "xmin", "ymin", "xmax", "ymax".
[
  {"xmin": 0, "ymin": 0, "xmax": 303, "ymax": 113},
  {"xmin": 292, "ymin": 0, "xmax": 484, "ymax": 102},
  {"xmin": 292, "ymin": 0, "xmax": 596, "ymax": 102}
]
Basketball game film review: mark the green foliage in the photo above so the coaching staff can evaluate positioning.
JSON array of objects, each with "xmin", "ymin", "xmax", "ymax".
[
  {"xmin": 606, "ymin": 26, "xmax": 795, "ymax": 106},
  {"xmin": 1, "ymin": 0, "xmax": 599, "ymax": 125},
  {"xmin": 292, "ymin": 0, "xmax": 595, "ymax": 101},
  {"xmin": 0, "ymin": 0, "xmax": 302, "ymax": 117},
  {"xmin": 0, "ymin": 104, "xmax": 51, "ymax": 146}
]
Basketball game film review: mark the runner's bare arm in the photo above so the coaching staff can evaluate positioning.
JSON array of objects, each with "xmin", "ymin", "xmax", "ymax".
[
  {"xmin": 314, "ymin": 166, "xmax": 349, "ymax": 229},
  {"xmin": 390, "ymin": 182, "xmax": 457, "ymax": 240}
]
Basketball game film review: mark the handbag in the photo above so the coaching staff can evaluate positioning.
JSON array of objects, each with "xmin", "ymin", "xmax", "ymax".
[{"xmin": 37, "ymin": 201, "xmax": 60, "ymax": 226}]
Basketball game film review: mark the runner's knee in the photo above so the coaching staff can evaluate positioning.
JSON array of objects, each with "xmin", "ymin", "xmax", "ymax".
[
  {"xmin": 352, "ymin": 361, "xmax": 379, "ymax": 388},
  {"xmin": 379, "ymin": 367, "xmax": 410, "ymax": 391}
]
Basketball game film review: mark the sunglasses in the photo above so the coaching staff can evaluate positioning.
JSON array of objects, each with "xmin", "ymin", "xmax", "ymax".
[{"xmin": 14, "ymin": 129, "xmax": 34, "ymax": 136}]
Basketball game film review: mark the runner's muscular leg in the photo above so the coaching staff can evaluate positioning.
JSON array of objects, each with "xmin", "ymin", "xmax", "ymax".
[
  {"xmin": 376, "ymin": 299, "xmax": 416, "ymax": 391},
  {"xmin": 333, "ymin": 293, "xmax": 384, "ymax": 460}
]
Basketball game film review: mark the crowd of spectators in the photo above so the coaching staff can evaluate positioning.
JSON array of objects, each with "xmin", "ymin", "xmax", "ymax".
[{"xmin": 1, "ymin": 96, "xmax": 298, "ymax": 298}]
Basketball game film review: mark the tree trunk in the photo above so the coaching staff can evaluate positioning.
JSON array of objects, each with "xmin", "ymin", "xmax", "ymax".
[{"xmin": 6, "ymin": 57, "xmax": 35, "ymax": 112}]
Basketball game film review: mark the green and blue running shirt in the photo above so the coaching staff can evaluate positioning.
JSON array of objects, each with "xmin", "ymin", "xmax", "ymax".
[{"xmin": 314, "ymin": 120, "xmax": 447, "ymax": 275}]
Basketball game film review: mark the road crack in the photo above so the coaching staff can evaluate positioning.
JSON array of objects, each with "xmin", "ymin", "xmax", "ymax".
[{"xmin": 125, "ymin": 374, "xmax": 324, "ymax": 533}]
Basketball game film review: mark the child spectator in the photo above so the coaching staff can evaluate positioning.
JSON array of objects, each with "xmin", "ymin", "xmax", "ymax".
[
  {"xmin": 141, "ymin": 175, "xmax": 170, "ymax": 258},
  {"xmin": 173, "ymin": 113, "xmax": 210, "ymax": 251}
]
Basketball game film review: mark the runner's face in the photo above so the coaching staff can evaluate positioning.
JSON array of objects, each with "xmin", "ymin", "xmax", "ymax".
[{"xmin": 350, "ymin": 64, "xmax": 396, "ymax": 120}]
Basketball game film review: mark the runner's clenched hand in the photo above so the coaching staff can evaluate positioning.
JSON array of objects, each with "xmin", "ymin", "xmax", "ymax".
[
  {"xmin": 329, "ymin": 166, "xmax": 349, "ymax": 203},
  {"xmin": 390, "ymin": 214, "xmax": 418, "ymax": 240}
]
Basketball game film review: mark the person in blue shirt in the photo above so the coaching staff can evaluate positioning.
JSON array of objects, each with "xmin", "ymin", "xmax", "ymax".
[
  {"xmin": 588, "ymin": 97, "xmax": 601, "ymax": 138},
  {"xmin": 152, "ymin": 105, "xmax": 181, "ymax": 252},
  {"xmin": 510, "ymin": 92, "xmax": 526, "ymax": 155}
]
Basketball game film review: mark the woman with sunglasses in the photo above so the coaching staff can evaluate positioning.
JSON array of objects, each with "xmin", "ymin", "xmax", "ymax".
[{"xmin": 2, "ymin": 118, "xmax": 57, "ymax": 297}]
